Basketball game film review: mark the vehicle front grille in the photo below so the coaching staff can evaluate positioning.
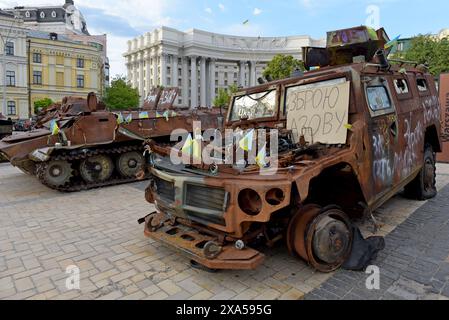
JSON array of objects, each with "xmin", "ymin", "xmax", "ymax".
[
  {"xmin": 154, "ymin": 176, "xmax": 175, "ymax": 203},
  {"xmin": 185, "ymin": 184, "xmax": 227, "ymax": 226},
  {"xmin": 186, "ymin": 184, "xmax": 226, "ymax": 212}
]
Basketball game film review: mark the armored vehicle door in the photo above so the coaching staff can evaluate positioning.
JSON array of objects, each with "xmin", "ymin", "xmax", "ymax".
[
  {"xmin": 388, "ymin": 74, "xmax": 424, "ymax": 183},
  {"xmin": 364, "ymin": 76, "xmax": 399, "ymax": 197}
]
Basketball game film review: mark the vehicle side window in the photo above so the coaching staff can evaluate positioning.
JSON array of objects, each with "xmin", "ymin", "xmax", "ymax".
[
  {"xmin": 417, "ymin": 78, "xmax": 428, "ymax": 92},
  {"xmin": 394, "ymin": 79, "xmax": 409, "ymax": 94},
  {"xmin": 366, "ymin": 86, "xmax": 392, "ymax": 111}
]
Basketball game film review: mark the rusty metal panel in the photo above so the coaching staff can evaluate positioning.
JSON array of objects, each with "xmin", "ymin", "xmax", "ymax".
[
  {"xmin": 142, "ymin": 87, "xmax": 163, "ymax": 110},
  {"xmin": 157, "ymin": 87, "xmax": 180, "ymax": 110},
  {"xmin": 438, "ymin": 73, "xmax": 449, "ymax": 163}
]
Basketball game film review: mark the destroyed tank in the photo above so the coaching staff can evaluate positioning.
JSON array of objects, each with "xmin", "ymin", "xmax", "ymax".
[
  {"xmin": 139, "ymin": 26, "xmax": 442, "ymax": 272},
  {"xmin": 0, "ymin": 89, "xmax": 223, "ymax": 191},
  {"xmin": 0, "ymin": 118, "xmax": 13, "ymax": 140}
]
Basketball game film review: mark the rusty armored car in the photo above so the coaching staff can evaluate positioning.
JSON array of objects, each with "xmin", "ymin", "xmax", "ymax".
[{"xmin": 140, "ymin": 26, "xmax": 442, "ymax": 272}]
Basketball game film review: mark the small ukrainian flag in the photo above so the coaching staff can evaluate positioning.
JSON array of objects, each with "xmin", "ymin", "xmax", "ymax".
[
  {"xmin": 139, "ymin": 111, "xmax": 149, "ymax": 119},
  {"xmin": 255, "ymin": 144, "xmax": 267, "ymax": 168},
  {"xmin": 50, "ymin": 119, "xmax": 60, "ymax": 136},
  {"xmin": 385, "ymin": 35, "xmax": 401, "ymax": 49},
  {"xmin": 116, "ymin": 113, "xmax": 124, "ymax": 125},
  {"xmin": 239, "ymin": 129, "xmax": 254, "ymax": 152},
  {"xmin": 125, "ymin": 113, "xmax": 133, "ymax": 124},
  {"xmin": 163, "ymin": 110, "xmax": 170, "ymax": 122},
  {"xmin": 182, "ymin": 134, "xmax": 201, "ymax": 160}
]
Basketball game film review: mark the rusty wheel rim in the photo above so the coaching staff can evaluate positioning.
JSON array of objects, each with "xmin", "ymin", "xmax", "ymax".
[
  {"xmin": 305, "ymin": 208, "xmax": 353, "ymax": 273},
  {"xmin": 286, "ymin": 204, "xmax": 321, "ymax": 260},
  {"xmin": 80, "ymin": 155, "xmax": 114, "ymax": 183}
]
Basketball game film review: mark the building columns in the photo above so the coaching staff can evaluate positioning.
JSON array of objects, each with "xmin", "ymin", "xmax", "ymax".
[
  {"xmin": 145, "ymin": 50, "xmax": 151, "ymax": 93},
  {"xmin": 200, "ymin": 57, "xmax": 207, "ymax": 107},
  {"xmin": 209, "ymin": 58, "xmax": 216, "ymax": 107},
  {"xmin": 182, "ymin": 57, "xmax": 189, "ymax": 106},
  {"xmin": 139, "ymin": 54, "xmax": 144, "ymax": 98},
  {"xmin": 160, "ymin": 53, "xmax": 167, "ymax": 87},
  {"xmin": 239, "ymin": 60, "xmax": 246, "ymax": 87},
  {"xmin": 172, "ymin": 55, "xmax": 178, "ymax": 89},
  {"xmin": 152, "ymin": 49, "xmax": 158, "ymax": 87},
  {"xmin": 190, "ymin": 56, "xmax": 198, "ymax": 108},
  {"xmin": 250, "ymin": 61, "xmax": 257, "ymax": 86}
]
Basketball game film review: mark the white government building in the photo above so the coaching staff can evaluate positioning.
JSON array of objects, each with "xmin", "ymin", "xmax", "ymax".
[{"xmin": 124, "ymin": 27, "xmax": 325, "ymax": 108}]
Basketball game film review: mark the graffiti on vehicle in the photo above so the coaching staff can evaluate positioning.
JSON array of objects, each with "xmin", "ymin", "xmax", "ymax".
[
  {"xmin": 394, "ymin": 117, "xmax": 423, "ymax": 178},
  {"xmin": 422, "ymin": 96, "xmax": 440, "ymax": 125},
  {"xmin": 372, "ymin": 132, "xmax": 393, "ymax": 187}
]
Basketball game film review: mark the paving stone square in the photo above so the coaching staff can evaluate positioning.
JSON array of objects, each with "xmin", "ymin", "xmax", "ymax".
[{"xmin": 1, "ymin": 162, "xmax": 449, "ymax": 300}]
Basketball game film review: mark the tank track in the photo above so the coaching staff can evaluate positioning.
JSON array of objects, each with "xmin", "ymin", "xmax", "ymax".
[{"xmin": 35, "ymin": 144, "xmax": 147, "ymax": 192}]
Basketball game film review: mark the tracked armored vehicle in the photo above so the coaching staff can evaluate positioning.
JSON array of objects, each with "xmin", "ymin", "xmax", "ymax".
[
  {"xmin": 0, "ymin": 90, "xmax": 223, "ymax": 191},
  {"xmin": 140, "ymin": 26, "xmax": 442, "ymax": 272}
]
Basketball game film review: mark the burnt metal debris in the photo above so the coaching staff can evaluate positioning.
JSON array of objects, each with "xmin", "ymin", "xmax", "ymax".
[
  {"xmin": 0, "ymin": 89, "xmax": 223, "ymax": 192},
  {"xmin": 140, "ymin": 26, "xmax": 442, "ymax": 272}
]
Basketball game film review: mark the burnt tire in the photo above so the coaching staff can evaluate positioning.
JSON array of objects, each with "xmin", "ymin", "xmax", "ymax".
[{"xmin": 403, "ymin": 144, "xmax": 437, "ymax": 201}]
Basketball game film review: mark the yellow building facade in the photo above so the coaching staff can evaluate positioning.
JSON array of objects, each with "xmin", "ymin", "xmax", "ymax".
[{"xmin": 28, "ymin": 31, "xmax": 104, "ymax": 113}]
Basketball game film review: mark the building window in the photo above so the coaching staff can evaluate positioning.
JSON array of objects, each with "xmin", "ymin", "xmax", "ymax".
[
  {"xmin": 7, "ymin": 101, "xmax": 16, "ymax": 115},
  {"xmin": 40, "ymin": 11, "xmax": 45, "ymax": 18},
  {"xmin": 56, "ymin": 72, "xmax": 64, "ymax": 87},
  {"xmin": 56, "ymin": 56, "xmax": 64, "ymax": 65},
  {"xmin": 33, "ymin": 71, "xmax": 42, "ymax": 85},
  {"xmin": 77, "ymin": 75, "xmax": 85, "ymax": 88},
  {"xmin": 51, "ymin": 11, "xmax": 57, "ymax": 18},
  {"xmin": 33, "ymin": 53, "xmax": 42, "ymax": 63},
  {"xmin": 5, "ymin": 42, "xmax": 14, "ymax": 56},
  {"xmin": 77, "ymin": 58, "xmax": 85, "ymax": 68},
  {"xmin": 6, "ymin": 71, "xmax": 15, "ymax": 86},
  {"xmin": 25, "ymin": 11, "xmax": 30, "ymax": 18}
]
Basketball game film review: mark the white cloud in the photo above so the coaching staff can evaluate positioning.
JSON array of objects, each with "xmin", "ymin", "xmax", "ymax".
[
  {"xmin": 205, "ymin": 7, "xmax": 212, "ymax": 14},
  {"xmin": 253, "ymin": 8, "xmax": 262, "ymax": 16},
  {"xmin": 218, "ymin": 3, "xmax": 225, "ymax": 12},
  {"xmin": 0, "ymin": 0, "xmax": 179, "ymax": 79}
]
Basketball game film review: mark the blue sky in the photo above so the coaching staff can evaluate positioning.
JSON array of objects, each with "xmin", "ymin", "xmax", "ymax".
[{"xmin": 1, "ymin": 0, "xmax": 448, "ymax": 77}]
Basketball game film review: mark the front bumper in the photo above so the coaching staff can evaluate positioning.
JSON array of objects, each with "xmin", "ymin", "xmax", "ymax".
[{"xmin": 143, "ymin": 212, "xmax": 265, "ymax": 270}]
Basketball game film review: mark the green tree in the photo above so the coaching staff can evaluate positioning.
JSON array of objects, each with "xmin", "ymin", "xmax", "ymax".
[
  {"xmin": 403, "ymin": 35, "xmax": 449, "ymax": 75},
  {"xmin": 33, "ymin": 98, "xmax": 54, "ymax": 114},
  {"xmin": 103, "ymin": 76, "xmax": 140, "ymax": 110},
  {"xmin": 263, "ymin": 54, "xmax": 304, "ymax": 81},
  {"xmin": 213, "ymin": 84, "xmax": 239, "ymax": 107}
]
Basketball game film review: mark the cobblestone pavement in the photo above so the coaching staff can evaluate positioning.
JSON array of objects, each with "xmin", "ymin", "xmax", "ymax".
[
  {"xmin": 306, "ymin": 175, "xmax": 449, "ymax": 300},
  {"xmin": 1, "ymin": 162, "xmax": 449, "ymax": 300}
]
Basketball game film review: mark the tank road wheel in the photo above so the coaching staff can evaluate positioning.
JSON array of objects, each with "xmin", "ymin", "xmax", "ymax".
[
  {"xmin": 287, "ymin": 205, "xmax": 353, "ymax": 273},
  {"xmin": 404, "ymin": 144, "xmax": 437, "ymax": 200},
  {"xmin": 116, "ymin": 151, "xmax": 144, "ymax": 178},
  {"xmin": 80, "ymin": 155, "xmax": 114, "ymax": 184},
  {"xmin": 39, "ymin": 160, "xmax": 73, "ymax": 188}
]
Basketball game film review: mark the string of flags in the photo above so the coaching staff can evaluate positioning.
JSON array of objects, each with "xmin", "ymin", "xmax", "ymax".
[{"xmin": 115, "ymin": 110, "xmax": 179, "ymax": 125}]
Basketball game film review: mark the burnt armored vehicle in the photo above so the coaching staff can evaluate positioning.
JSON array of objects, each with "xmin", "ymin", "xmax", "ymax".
[
  {"xmin": 140, "ymin": 26, "xmax": 442, "ymax": 272},
  {"xmin": 0, "ymin": 90, "xmax": 222, "ymax": 191},
  {"xmin": 0, "ymin": 118, "xmax": 13, "ymax": 140}
]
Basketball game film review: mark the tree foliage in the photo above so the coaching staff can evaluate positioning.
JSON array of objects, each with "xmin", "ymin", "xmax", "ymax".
[
  {"xmin": 403, "ymin": 35, "xmax": 449, "ymax": 75},
  {"xmin": 33, "ymin": 98, "xmax": 54, "ymax": 114},
  {"xmin": 263, "ymin": 54, "xmax": 304, "ymax": 81},
  {"xmin": 213, "ymin": 84, "xmax": 239, "ymax": 108},
  {"xmin": 103, "ymin": 76, "xmax": 140, "ymax": 110}
]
